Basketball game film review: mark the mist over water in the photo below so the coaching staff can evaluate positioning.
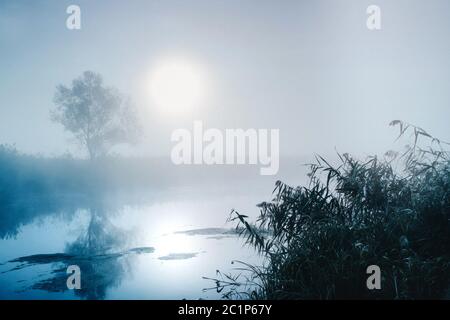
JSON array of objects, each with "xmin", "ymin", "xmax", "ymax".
[{"xmin": 1, "ymin": 154, "xmax": 308, "ymax": 299}]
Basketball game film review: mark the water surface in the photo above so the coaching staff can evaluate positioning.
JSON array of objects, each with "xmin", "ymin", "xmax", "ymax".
[{"xmin": 0, "ymin": 185, "xmax": 266, "ymax": 299}]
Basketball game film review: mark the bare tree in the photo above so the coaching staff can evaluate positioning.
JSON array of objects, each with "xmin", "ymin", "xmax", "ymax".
[{"xmin": 51, "ymin": 71, "xmax": 139, "ymax": 159}]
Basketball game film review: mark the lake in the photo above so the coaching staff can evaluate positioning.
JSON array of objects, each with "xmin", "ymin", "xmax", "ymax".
[{"xmin": 0, "ymin": 183, "xmax": 269, "ymax": 300}]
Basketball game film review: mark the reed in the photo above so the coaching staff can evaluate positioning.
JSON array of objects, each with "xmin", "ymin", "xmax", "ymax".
[{"xmin": 211, "ymin": 121, "xmax": 450, "ymax": 299}]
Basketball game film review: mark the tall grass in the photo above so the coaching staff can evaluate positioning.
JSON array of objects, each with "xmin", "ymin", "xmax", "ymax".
[{"xmin": 212, "ymin": 122, "xmax": 450, "ymax": 299}]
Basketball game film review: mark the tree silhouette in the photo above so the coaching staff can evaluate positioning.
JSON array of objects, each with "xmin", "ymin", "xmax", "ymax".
[{"xmin": 52, "ymin": 71, "xmax": 139, "ymax": 159}]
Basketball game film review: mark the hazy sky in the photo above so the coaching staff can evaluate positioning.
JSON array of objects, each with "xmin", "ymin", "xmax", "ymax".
[{"xmin": 1, "ymin": 0, "xmax": 449, "ymax": 158}]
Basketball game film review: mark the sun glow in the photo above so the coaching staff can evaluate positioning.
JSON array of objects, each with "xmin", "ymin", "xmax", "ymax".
[{"xmin": 149, "ymin": 59, "xmax": 206, "ymax": 115}]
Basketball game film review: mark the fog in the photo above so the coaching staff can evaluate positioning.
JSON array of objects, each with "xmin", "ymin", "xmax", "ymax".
[
  {"xmin": 1, "ymin": 0, "xmax": 449, "ymax": 159},
  {"xmin": 1, "ymin": 0, "xmax": 449, "ymax": 300}
]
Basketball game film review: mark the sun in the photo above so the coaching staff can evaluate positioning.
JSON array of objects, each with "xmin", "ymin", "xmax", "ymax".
[{"xmin": 149, "ymin": 59, "xmax": 205, "ymax": 115}]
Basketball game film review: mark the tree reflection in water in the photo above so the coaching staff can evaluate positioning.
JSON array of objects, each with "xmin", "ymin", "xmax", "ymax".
[{"xmin": 3, "ymin": 201, "xmax": 154, "ymax": 300}]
